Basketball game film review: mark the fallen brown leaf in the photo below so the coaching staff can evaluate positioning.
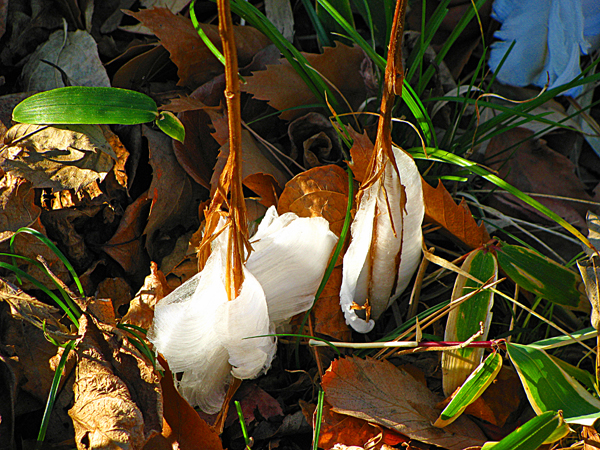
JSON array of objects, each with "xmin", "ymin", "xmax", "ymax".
[
  {"xmin": 125, "ymin": 7, "xmax": 271, "ymax": 88},
  {"xmin": 122, "ymin": 262, "xmax": 172, "ymax": 331},
  {"xmin": 318, "ymin": 402, "xmax": 384, "ymax": 449},
  {"xmin": 0, "ymin": 173, "xmax": 40, "ymax": 243},
  {"xmin": 144, "ymin": 355, "xmax": 224, "ymax": 450},
  {"xmin": 347, "ymin": 127, "xmax": 375, "ymax": 184},
  {"xmin": 485, "ymin": 127, "xmax": 597, "ymax": 230},
  {"xmin": 278, "ymin": 164, "xmax": 349, "ymax": 237},
  {"xmin": 142, "ymin": 126, "xmax": 197, "ymax": 261},
  {"xmin": 423, "ymin": 179, "xmax": 490, "ymax": 249},
  {"xmin": 2, "ymin": 124, "xmax": 116, "ymax": 192},
  {"xmin": 322, "ymin": 356, "xmax": 486, "ymax": 450},
  {"xmin": 69, "ymin": 313, "xmax": 162, "ymax": 450},
  {"xmin": 242, "ymin": 43, "xmax": 369, "ymax": 121},
  {"xmin": 312, "ymin": 266, "xmax": 351, "ymax": 341}
]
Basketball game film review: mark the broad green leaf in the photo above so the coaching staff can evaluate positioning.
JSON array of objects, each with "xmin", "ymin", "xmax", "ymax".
[
  {"xmin": 12, "ymin": 86, "xmax": 158, "ymax": 125},
  {"xmin": 529, "ymin": 327, "xmax": 596, "ymax": 350},
  {"xmin": 506, "ymin": 342, "xmax": 600, "ymax": 425},
  {"xmin": 435, "ymin": 352, "xmax": 502, "ymax": 427},
  {"xmin": 442, "ymin": 248, "xmax": 497, "ymax": 395},
  {"xmin": 481, "ymin": 411, "xmax": 570, "ymax": 450},
  {"xmin": 156, "ymin": 111, "xmax": 185, "ymax": 143},
  {"xmin": 549, "ymin": 355, "xmax": 598, "ymax": 394},
  {"xmin": 495, "ymin": 242, "xmax": 586, "ymax": 309}
]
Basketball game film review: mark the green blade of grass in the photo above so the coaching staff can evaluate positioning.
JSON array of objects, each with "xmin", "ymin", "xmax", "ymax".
[
  {"xmin": 11, "ymin": 227, "xmax": 84, "ymax": 298},
  {"xmin": 313, "ymin": 390, "xmax": 326, "ymax": 450},
  {"xmin": 408, "ymin": 147, "xmax": 592, "ymax": 248},
  {"xmin": 36, "ymin": 339, "xmax": 76, "ymax": 449}
]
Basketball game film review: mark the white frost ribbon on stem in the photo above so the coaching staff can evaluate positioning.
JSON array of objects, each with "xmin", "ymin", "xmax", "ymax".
[
  {"xmin": 340, "ymin": 146, "xmax": 424, "ymax": 333},
  {"xmin": 149, "ymin": 207, "xmax": 337, "ymax": 413}
]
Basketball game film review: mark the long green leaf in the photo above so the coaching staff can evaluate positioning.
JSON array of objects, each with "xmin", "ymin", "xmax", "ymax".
[
  {"xmin": 495, "ymin": 242, "xmax": 585, "ymax": 309},
  {"xmin": 442, "ymin": 248, "xmax": 497, "ymax": 395},
  {"xmin": 156, "ymin": 111, "xmax": 185, "ymax": 143},
  {"xmin": 481, "ymin": 411, "xmax": 570, "ymax": 450},
  {"xmin": 507, "ymin": 342, "xmax": 600, "ymax": 425},
  {"xmin": 435, "ymin": 352, "xmax": 502, "ymax": 427},
  {"xmin": 13, "ymin": 87, "xmax": 158, "ymax": 125}
]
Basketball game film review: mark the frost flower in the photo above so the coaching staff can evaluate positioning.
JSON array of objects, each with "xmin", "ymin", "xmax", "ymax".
[
  {"xmin": 149, "ymin": 206, "xmax": 337, "ymax": 413},
  {"xmin": 488, "ymin": 0, "xmax": 600, "ymax": 97},
  {"xmin": 340, "ymin": 146, "xmax": 424, "ymax": 333}
]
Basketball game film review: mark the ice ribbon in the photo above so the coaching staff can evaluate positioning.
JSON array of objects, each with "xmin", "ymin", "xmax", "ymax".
[
  {"xmin": 149, "ymin": 207, "xmax": 337, "ymax": 413},
  {"xmin": 340, "ymin": 146, "xmax": 424, "ymax": 333},
  {"xmin": 488, "ymin": 0, "xmax": 600, "ymax": 97}
]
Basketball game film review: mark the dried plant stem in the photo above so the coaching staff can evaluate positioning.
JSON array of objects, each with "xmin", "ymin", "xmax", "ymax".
[{"xmin": 199, "ymin": 0, "xmax": 249, "ymax": 300}]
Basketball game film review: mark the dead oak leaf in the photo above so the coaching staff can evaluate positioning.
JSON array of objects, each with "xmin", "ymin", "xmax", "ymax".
[
  {"xmin": 1, "ymin": 124, "xmax": 116, "ymax": 192},
  {"xmin": 242, "ymin": 43, "xmax": 369, "ymax": 121},
  {"xmin": 69, "ymin": 313, "xmax": 162, "ymax": 450},
  {"xmin": 423, "ymin": 179, "xmax": 490, "ymax": 249},
  {"xmin": 0, "ymin": 173, "xmax": 40, "ymax": 243},
  {"xmin": 322, "ymin": 356, "xmax": 486, "ymax": 450},
  {"xmin": 125, "ymin": 8, "xmax": 271, "ymax": 88}
]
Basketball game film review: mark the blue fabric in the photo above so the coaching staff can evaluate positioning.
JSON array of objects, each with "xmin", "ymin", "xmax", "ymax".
[{"xmin": 488, "ymin": 0, "xmax": 600, "ymax": 97}]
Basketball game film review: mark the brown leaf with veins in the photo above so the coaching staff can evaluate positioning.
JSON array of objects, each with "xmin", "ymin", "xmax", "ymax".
[
  {"xmin": 102, "ymin": 193, "xmax": 151, "ymax": 284},
  {"xmin": 423, "ymin": 179, "xmax": 490, "ymax": 249},
  {"xmin": 122, "ymin": 262, "xmax": 172, "ymax": 331},
  {"xmin": 278, "ymin": 164, "xmax": 349, "ymax": 236},
  {"xmin": 0, "ymin": 173, "xmax": 40, "ymax": 243},
  {"xmin": 347, "ymin": 127, "xmax": 375, "ymax": 184},
  {"xmin": 312, "ymin": 266, "xmax": 350, "ymax": 341},
  {"xmin": 322, "ymin": 356, "xmax": 486, "ymax": 450},
  {"xmin": 242, "ymin": 43, "xmax": 369, "ymax": 121},
  {"xmin": 143, "ymin": 126, "xmax": 197, "ymax": 261},
  {"xmin": 69, "ymin": 313, "xmax": 162, "ymax": 450},
  {"xmin": 210, "ymin": 130, "xmax": 290, "ymax": 196},
  {"xmin": 125, "ymin": 8, "xmax": 271, "ymax": 88},
  {"xmin": 1, "ymin": 124, "xmax": 116, "ymax": 192},
  {"xmin": 485, "ymin": 127, "xmax": 598, "ymax": 230}
]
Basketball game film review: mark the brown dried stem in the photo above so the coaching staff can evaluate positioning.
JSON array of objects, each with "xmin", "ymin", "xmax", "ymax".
[{"xmin": 199, "ymin": 0, "xmax": 249, "ymax": 301}]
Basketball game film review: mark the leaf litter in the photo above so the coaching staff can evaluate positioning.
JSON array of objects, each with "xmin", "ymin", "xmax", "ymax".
[{"xmin": 0, "ymin": 0, "xmax": 599, "ymax": 449}]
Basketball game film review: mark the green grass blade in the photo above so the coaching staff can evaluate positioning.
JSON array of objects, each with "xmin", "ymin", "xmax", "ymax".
[
  {"xmin": 36, "ymin": 340, "xmax": 76, "ymax": 449},
  {"xmin": 316, "ymin": 0, "xmax": 354, "ymax": 45},
  {"xmin": 435, "ymin": 352, "xmax": 502, "ymax": 427},
  {"xmin": 11, "ymin": 227, "xmax": 84, "ymax": 297},
  {"xmin": 0, "ymin": 262, "xmax": 79, "ymax": 326},
  {"xmin": 190, "ymin": 0, "xmax": 226, "ymax": 66},
  {"xmin": 235, "ymin": 400, "xmax": 252, "ymax": 449},
  {"xmin": 12, "ymin": 87, "xmax": 158, "ymax": 125},
  {"xmin": 300, "ymin": 0, "xmax": 332, "ymax": 47},
  {"xmin": 313, "ymin": 390, "xmax": 326, "ymax": 450},
  {"xmin": 408, "ymin": 147, "xmax": 592, "ymax": 248},
  {"xmin": 417, "ymin": 0, "xmax": 487, "ymax": 95},
  {"xmin": 481, "ymin": 410, "xmax": 569, "ymax": 450},
  {"xmin": 507, "ymin": 342, "xmax": 600, "ymax": 425}
]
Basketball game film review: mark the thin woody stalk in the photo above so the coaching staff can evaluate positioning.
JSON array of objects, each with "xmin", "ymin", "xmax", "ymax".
[{"xmin": 203, "ymin": 0, "xmax": 247, "ymax": 300}]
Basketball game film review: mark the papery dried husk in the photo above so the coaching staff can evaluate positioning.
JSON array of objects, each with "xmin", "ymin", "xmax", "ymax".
[{"xmin": 340, "ymin": 146, "xmax": 424, "ymax": 333}]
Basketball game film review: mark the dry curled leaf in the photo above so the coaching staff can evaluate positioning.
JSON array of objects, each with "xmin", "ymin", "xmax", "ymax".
[
  {"xmin": 1, "ymin": 124, "xmax": 116, "ymax": 192},
  {"xmin": 242, "ymin": 43, "xmax": 369, "ymax": 121},
  {"xmin": 423, "ymin": 179, "xmax": 490, "ymax": 249},
  {"xmin": 322, "ymin": 356, "xmax": 486, "ymax": 450},
  {"xmin": 0, "ymin": 173, "xmax": 40, "ymax": 243},
  {"xmin": 69, "ymin": 313, "xmax": 162, "ymax": 450}
]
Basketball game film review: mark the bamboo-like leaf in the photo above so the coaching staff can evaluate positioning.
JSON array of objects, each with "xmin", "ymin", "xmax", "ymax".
[
  {"xmin": 495, "ymin": 242, "xmax": 586, "ymax": 309},
  {"xmin": 435, "ymin": 352, "xmax": 502, "ymax": 428},
  {"xmin": 156, "ymin": 111, "xmax": 185, "ymax": 143},
  {"xmin": 442, "ymin": 248, "xmax": 497, "ymax": 395},
  {"xmin": 12, "ymin": 86, "xmax": 158, "ymax": 125},
  {"xmin": 481, "ymin": 411, "xmax": 570, "ymax": 450},
  {"xmin": 506, "ymin": 342, "xmax": 600, "ymax": 425}
]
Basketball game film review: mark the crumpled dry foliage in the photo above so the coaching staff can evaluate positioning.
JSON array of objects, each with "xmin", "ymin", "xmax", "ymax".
[{"xmin": 69, "ymin": 313, "xmax": 162, "ymax": 449}]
